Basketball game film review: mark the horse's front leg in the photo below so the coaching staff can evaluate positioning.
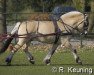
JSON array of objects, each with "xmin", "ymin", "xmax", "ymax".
[
  {"xmin": 43, "ymin": 44, "xmax": 59, "ymax": 65},
  {"xmin": 69, "ymin": 42, "xmax": 82, "ymax": 65},
  {"xmin": 61, "ymin": 36, "xmax": 82, "ymax": 65}
]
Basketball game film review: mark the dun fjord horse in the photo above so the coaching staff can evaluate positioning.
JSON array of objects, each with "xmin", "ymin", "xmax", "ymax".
[{"xmin": 0, "ymin": 11, "xmax": 88, "ymax": 65}]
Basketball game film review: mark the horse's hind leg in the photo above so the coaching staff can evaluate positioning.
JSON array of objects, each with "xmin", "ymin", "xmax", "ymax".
[
  {"xmin": 43, "ymin": 44, "xmax": 59, "ymax": 65},
  {"xmin": 22, "ymin": 43, "xmax": 35, "ymax": 64},
  {"xmin": 5, "ymin": 38, "xmax": 26, "ymax": 65}
]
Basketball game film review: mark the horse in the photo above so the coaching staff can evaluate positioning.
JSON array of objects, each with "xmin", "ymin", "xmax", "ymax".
[{"xmin": 0, "ymin": 11, "xmax": 89, "ymax": 65}]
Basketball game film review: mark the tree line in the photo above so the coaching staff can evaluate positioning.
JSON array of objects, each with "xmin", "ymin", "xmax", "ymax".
[
  {"xmin": 0, "ymin": 0, "xmax": 94, "ymax": 34},
  {"xmin": 6, "ymin": 0, "xmax": 73, "ymax": 12}
]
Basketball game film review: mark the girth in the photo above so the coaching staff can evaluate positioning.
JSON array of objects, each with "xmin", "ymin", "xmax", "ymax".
[{"xmin": 50, "ymin": 16, "xmax": 61, "ymax": 44}]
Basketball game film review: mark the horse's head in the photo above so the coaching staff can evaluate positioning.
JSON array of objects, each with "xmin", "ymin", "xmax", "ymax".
[
  {"xmin": 81, "ymin": 14, "xmax": 89, "ymax": 35},
  {"xmin": 76, "ymin": 13, "xmax": 89, "ymax": 35},
  {"xmin": 60, "ymin": 11, "xmax": 89, "ymax": 35}
]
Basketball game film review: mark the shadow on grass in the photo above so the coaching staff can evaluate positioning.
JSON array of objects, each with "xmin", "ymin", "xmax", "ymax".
[
  {"xmin": 0, "ymin": 63, "xmax": 94, "ymax": 67},
  {"xmin": 51, "ymin": 63, "xmax": 94, "ymax": 66}
]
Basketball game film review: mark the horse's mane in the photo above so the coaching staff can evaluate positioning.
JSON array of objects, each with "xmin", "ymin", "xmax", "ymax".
[{"xmin": 60, "ymin": 11, "xmax": 83, "ymax": 19}]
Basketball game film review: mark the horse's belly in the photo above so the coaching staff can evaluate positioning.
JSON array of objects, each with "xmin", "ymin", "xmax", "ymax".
[{"xmin": 36, "ymin": 36, "xmax": 55, "ymax": 44}]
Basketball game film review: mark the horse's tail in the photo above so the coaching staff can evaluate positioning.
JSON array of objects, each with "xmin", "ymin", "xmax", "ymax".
[{"xmin": 0, "ymin": 22, "xmax": 21, "ymax": 54}]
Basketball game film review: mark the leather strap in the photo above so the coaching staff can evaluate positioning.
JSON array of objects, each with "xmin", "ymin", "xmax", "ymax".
[{"xmin": 50, "ymin": 16, "xmax": 61, "ymax": 44}]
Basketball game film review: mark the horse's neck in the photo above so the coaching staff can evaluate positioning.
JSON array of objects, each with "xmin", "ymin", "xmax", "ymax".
[
  {"xmin": 57, "ymin": 19, "xmax": 76, "ymax": 33},
  {"xmin": 58, "ymin": 13, "xmax": 84, "ymax": 33},
  {"xmin": 57, "ymin": 21, "xmax": 65, "ymax": 31}
]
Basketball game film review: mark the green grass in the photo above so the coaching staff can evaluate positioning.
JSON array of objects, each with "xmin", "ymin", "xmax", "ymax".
[{"xmin": 0, "ymin": 49, "xmax": 94, "ymax": 75}]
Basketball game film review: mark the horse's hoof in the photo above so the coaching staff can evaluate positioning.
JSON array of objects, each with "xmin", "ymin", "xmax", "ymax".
[
  {"xmin": 29, "ymin": 59, "xmax": 35, "ymax": 64},
  {"xmin": 78, "ymin": 61, "xmax": 83, "ymax": 65},
  {"xmin": 76, "ymin": 57, "xmax": 82, "ymax": 65},
  {"xmin": 6, "ymin": 62, "xmax": 11, "ymax": 66},
  {"xmin": 28, "ymin": 57, "xmax": 35, "ymax": 64},
  {"xmin": 44, "ymin": 59, "xmax": 51, "ymax": 65},
  {"xmin": 5, "ymin": 58, "xmax": 11, "ymax": 66},
  {"xmin": 5, "ymin": 58, "xmax": 11, "ymax": 63}
]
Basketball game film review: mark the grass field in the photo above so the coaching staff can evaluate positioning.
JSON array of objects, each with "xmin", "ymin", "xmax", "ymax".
[{"xmin": 0, "ymin": 47, "xmax": 94, "ymax": 75}]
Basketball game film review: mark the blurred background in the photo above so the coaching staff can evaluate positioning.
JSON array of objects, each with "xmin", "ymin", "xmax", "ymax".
[
  {"xmin": 0, "ymin": 0, "xmax": 94, "ymax": 33},
  {"xmin": 0, "ymin": 0, "xmax": 94, "ymax": 47}
]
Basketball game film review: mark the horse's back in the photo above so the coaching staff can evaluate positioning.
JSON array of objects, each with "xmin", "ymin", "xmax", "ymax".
[
  {"xmin": 18, "ymin": 21, "xmax": 37, "ymax": 35},
  {"xmin": 38, "ymin": 21, "xmax": 55, "ymax": 34},
  {"xmin": 18, "ymin": 21, "xmax": 55, "ymax": 35}
]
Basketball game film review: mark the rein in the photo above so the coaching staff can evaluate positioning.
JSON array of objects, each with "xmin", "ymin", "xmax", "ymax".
[
  {"xmin": 59, "ymin": 14, "xmax": 88, "ymax": 34},
  {"xmin": 0, "ymin": 14, "xmax": 88, "ymax": 42},
  {"xmin": 59, "ymin": 18, "xmax": 84, "ymax": 34}
]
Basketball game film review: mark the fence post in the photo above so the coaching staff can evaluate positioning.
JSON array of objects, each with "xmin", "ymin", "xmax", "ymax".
[
  {"xmin": 2, "ymin": 0, "xmax": 7, "ymax": 33},
  {"xmin": 80, "ymin": 34, "xmax": 83, "ymax": 48}
]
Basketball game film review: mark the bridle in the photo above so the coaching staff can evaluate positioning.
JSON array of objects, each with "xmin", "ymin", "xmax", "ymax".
[{"xmin": 82, "ymin": 14, "xmax": 89, "ymax": 35}]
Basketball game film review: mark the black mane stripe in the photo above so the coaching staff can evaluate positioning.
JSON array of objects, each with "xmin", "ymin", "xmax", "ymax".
[{"xmin": 52, "ymin": 6, "xmax": 77, "ymax": 20}]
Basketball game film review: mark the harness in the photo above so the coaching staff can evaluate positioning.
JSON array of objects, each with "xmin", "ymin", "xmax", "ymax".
[
  {"xmin": 50, "ymin": 16, "xmax": 61, "ymax": 44},
  {"xmin": 50, "ymin": 13, "xmax": 88, "ymax": 44},
  {"xmin": 59, "ymin": 18, "xmax": 83, "ymax": 33},
  {"xmin": 59, "ymin": 13, "xmax": 88, "ymax": 34},
  {"xmin": 15, "ymin": 13, "xmax": 88, "ymax": 45},
  {"xmin": 34, "ymin": 19, "xmax": 61, "ymax": 44}
]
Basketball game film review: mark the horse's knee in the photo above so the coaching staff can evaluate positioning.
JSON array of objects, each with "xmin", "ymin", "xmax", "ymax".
[
  {"xmin": 12, "ymin": 44, "xmax": 21, "ymax": 52},
  {"xmin": 61, "ymin": 41, "xmax": 71, "ymax": 48},
  {"xmin": 22, "ymin": 44, "xmax": 27, "ymax": 50}
]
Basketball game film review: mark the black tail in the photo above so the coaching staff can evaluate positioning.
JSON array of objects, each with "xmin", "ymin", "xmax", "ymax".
[{"xmin": 0, "ymin": 34, "xmax": 15, "ymax": 54}]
